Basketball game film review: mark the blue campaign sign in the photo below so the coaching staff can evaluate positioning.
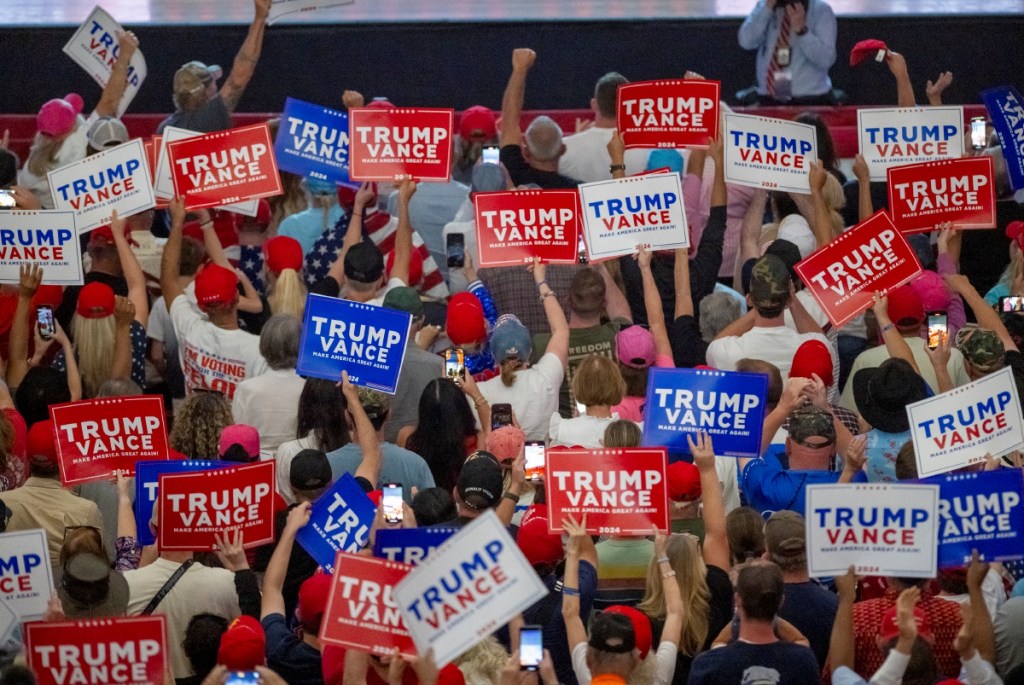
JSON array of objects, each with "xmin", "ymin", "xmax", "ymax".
[
  {"xmin": 921, "ymin": 468, "xmax": 1024, "ymax": 569},
  {"xmin": 642, "ymin": 367, "xmax": 767, "ymax": 458},
  {"xmin": 297, "ymin": 294, "xmax": 412, "ymax": 394},
  {"xmin": 982, "ymin": 87, "xmax": 1024, "ymax": 192},
  {"xmin": 296, "ymin": 473, "xmax": 376, "ymax": 572},
  {"xmin": 274, "ymin": 97, "xmax": 353, "ymax": 186},
  {"xmin": 134, "ymin": 460, "xmax": 232, "ymax": 545},
  {"xmin": 373, "ymin": 527, "xmax": 457, "ymax": 566}
]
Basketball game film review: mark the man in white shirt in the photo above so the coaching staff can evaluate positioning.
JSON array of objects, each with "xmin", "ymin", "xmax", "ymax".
[
  {"xmin": 558, "ymin": 72, "xmax": 651, "ymax": 182},
  {"xmin": 161, "ymin": 198, "xmax": 268, "ymax": 400},
  {"xmin": 707, "ymin": 253, "xmax": 833, "ymax": 382}
]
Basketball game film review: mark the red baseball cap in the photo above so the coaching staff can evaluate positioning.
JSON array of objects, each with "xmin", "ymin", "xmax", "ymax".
[
  {"xmin": 887, "ymin": 285, "xmax": 924, "ymax": 327},
  {"xmin": 666, "ymin": 461, "xmax": 701, "ymax": 502},
  {"xmin": 32, "ymin": 285, "xmax": 64, "ymax": 311},
  {"xmin": 194, "ymin": 264, "xmax": 239, "ymax": 308},
  {"xmin": 216, "ymin": 615, "xmax": 266, "ymax": 670},
  {"xmin": 516, "ymin": 505, "xmax": 564, "ymax": 568},
  {"xmin": 446, "ymin": 292, "xmax": 487, "ymax": 345},
  {"xmin": 459, "ymin": 105, "xmax": 497, "ymax": 141},
  {"xmin": 1006, "ymin": 221, "xmax": 1024, "ymax": 251},
  {"xmin": 849, "ymin": 39, "xmax": 889, "ymax": 66},
  {"xmin": 264, "ymin": 235, "xmax": 304, "ymax": 275},
  {"xmin": 296, "ymin": 572, "xmax": 333, "ymax": 627},
  {"xmin": 76, "ymin": 282, "xmax": 115, "ymax": 319},
  {"xmin": 27, "ymin": 420, "xmax": 58, "ymax": 465},
  {"xmin": 790, "ymin": 339, "xmax": 834, "ymax": 388},
  {"xmin": 386, "ymin": 247, "xmax": 423, "ymax": 287},
  {"xmin": 604, "ymin": 605, "xmax": 653, "ymax": 659},
  {"xmin": 365, "ymin": 98, "xmax": 396, "ymax": 110},
  {"xmin": 880, "ymin": 605, "xmax": 931, "ymax": 641},
  {"xmin": 88, "ymin": 225, "xmax": 139, "ymax": 249}
]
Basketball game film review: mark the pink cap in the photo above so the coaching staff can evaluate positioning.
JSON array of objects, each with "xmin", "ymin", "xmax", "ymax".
[
  {"xmin": 37, "ymin": 94, "xmax": 84, "ymax": 137},
  {"xmin": 615, "ymin": 325, "xmax": 657, "ymax": 369},
  {"xmin": 219, "ymin": 424, "xmax": 260, "ymax": 460}
]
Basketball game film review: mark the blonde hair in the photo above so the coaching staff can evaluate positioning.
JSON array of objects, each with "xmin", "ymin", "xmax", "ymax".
[
  {"xmin": 638, "ymin": 534, "xmax": 711, "ymax": 656},
  {"xmin": 454, "ymin": 636, "xmax": 508, "ymax": 685},
  {"xmin": 822, "ymin": 174, "xmax": 846, "ymax": 236},
  {"xmin": 170, "ymin": 392, "xmax": 234, "ymax": 459},
  {"xmin": 71, "ymin": 314, "xmax": 116, "ymax": 398},
  {"xmin": 572, "ymin": 354, "xmax": 625, "ymax": 407},
  {"xmin": 499, "ymin": 359, "xmax": 520, "ymax": 388},
  {"xmin": 59, "ymin": 526, "xmax": 106, "ymax": 568},
  {"xmin": 997, "ymin": 245, "xmax": 1024, "ymax": 292},
  {"xmin": 603, "ymin": 419, "xmax": 642, "ymax": 448},
  {"xmin": 26, "ymin": 132, "xmax": 67, "ymax": 178},
  {"xmin": 267, "ymin": 268, "xmax": 307, "ymax": 319}
]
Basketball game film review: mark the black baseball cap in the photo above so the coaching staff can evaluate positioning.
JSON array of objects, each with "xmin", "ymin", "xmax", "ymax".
[
  {"xmin": 290, "ymin": 449, "xmax": 333, "ymax": 491},
  {"xmin": 456, "ymin": 453, "xmax": 503, "ymax": 511},
  {"xmin": 344, "ymin": 242, "xmax": 385, "ymax": 284}
]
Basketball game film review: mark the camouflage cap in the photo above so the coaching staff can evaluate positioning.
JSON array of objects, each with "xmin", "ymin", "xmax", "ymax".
[
  {"xmin": 959, "ymin": 328, "xmax": 1005, "ymax": 371},
  {"xmin": 357, "ymin": 387, "xmax": 390, "ymax": 420},
  {"xmin": 788, "ymin": 406, "xmax": 836, "ymax": 445},
  {"xmin": 749, "ymin": 254, "xmax": 791, "ymax": 312}
]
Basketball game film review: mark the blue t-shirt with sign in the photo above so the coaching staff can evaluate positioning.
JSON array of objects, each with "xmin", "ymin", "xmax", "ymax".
[{"xmin": 741, "ymin": 448, "xmax": 867, "ymax": 516}]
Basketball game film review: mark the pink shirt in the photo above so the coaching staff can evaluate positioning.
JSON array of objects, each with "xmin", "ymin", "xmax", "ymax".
[{"xmin": 611, "ymin": 354, "xmax": 675, "ymax": 422}]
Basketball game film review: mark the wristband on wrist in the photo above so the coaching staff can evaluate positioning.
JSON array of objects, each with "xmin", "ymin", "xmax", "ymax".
[
  {"xmin": 880, "ymin": 322, "xmax": 895, "ymax": 334},
  {"xmin": 657, "ymin": 556, "xmax": 670, "ymax": 564},
  {"xmin": 502, "ymin": 491, "xmax": 520, "ymax": 504},
  {"xmin": 536, "ymin": 280, "xmax": 548, "ymax": 290},
  {"xmin": 561, "ymin": 586, "xmax": 580, "ymax": 596},
  {"xmin": 663, "ymin": 571, "xmax": 677, "ymax": 579},
  {"xmin": 609, "ymin": 163, "xmax": 626, "ymax": 172}
]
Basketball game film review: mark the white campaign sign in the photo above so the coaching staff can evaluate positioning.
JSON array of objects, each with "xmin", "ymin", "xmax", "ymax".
[
  {"xmin": 48, "ymin": 138, "xmax": 155, "ymax": 233},
  {"xmin": 858, "ymin": 107, "xmax": 965, "ymax": 181},
  {"xmin": 62, "ymin": 6, "xmax": 147, "ymax": 117},
  {"xmin": 907, "ymin": 366, "xmax": 1024, "ymax": 478},
  {"xmin": 154, "ymin": 127, "xmax": 258, "ymax": 216},
  {"xmin": 723, "ymin": 113, "xmax": 817, "ymax": 194},
  {"xmin": 392, "ymin": 511, "xmax": 549, "ymax": 668},
  {"xmin": 0, "ymin": 210, "xmax": 84, "ymax": 286},
  {"xmin": 0, "ymin": 530, "xmax": 54, "ymax": 624},
  {"xmin": 806, "ymin": 484, "xmax": 939, "ymax": 578},
  {"xmin": 267, "ymin": 0, "xmax": 355, "ymax": 25},
  {"xmin": 578, "ymin": 172, "xmax": 688, "ymax": 260}
]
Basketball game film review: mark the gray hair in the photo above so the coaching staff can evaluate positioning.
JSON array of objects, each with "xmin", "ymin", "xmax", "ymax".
[
  {"xmin": 260, "ymin": 314, "xmax": 301, "ymax": 370},
  {"xmin": 96, "ymin": 378, "xmax": 143, "ymax": 397},
  {"xmin": 524, "ymin": 116, "xmax": 563, "ymax": 162},
  {"xmin": 699, "ymin": 292, "xmax": 742, "ymax": 342}
]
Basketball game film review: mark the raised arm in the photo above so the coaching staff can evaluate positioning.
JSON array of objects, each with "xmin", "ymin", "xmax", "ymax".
[
  {"xmin": 95, "ymin": 31, "xmax": 139, "ymax": 118},
  {"xmin": 160, "ymin": 198, "xmax": 187, "ymax": 306},
  {"xmin": 533, "ymin": 259, "xmax": 569, "ymax": 369},
  {"xmin": 885, "ymin": 51, "xmax": 916, "ymax": 108},
  {"xmin": 872, "ymin": 291, "xmax": 920, "ymax": 374},
  {"xmin": 499, "ymin": 49, "xmax": 536, "ymax": 148},
  {"xmin": 390, "ymin": 180, "xmax": 416, "ymax": 287},
  {"xmin": 110, "ymin": 297, "xmax": 136, "ymax": 385},
  {"xmin": 261, "ymin": 503, "xmax": 311, "ymax": 619},
  {"xmin": 689, "ymin": 430, "xmax": 730, "ymax": 570},
  {"xmin": 925, "ymin": 71, "xmax": 953, "ymax": 107},
  {"xmin": 6, "ymin": 264, "xmax": 42, "ymax": 388},
  {"xmin": 560, "ymin": 514, "xmax": 596, "ymax": 652},
  {"xmin": 923, "ymin": 334, "xmax": 954, "ymax": 394},
  {"xmin": 673, "ymin": 247, "xmax": 693, "ymax": 319},
  {"xmin": 328, "ymin": 182, "xmax": 375, "ymax": 287},
  {"xmin": 945, "ymin": 274, "xmax": 1019, "ymax": 352},
  {"xmin": 809, "ymin": 160, "xmax": 834, "ymax": 247},
  {"xmin": 109, "ymin": 210, "xmax": 149, "ymax": 327},
  {"xmin": 828, "ymin": 568, "xmax": 858, "ymax": 672},
  {"xmin": 852, "ymin": 154, "xmax": 873, "ymax": 224},
  {"xmin": 595, "ymin": 261, "xmax": 631, "ymax": 323},
  {"xmin": 637, "ymin": 248, "xmax": 672, "ymax": 360},
  {"xmin": 53, "ymin": 323, "xmax": 83, "ymax": 401},
  {"xmin": 219, "ymin": 0, "xmax": 271, "ymax": 113},
  {"xmin": 608, "ymin": 130, "xmax": 627, "ymax": 180},
  {"xmin": 654, "ymin": 528, "xmax": 685, "ymax": 652},
  {"xmin": 966, "ymin": 550, "xmax": 997, "ymax": 664},
  {"xmin": 340, "ymin": 371, "xmax": 382, "ymax": 487},
  {"xmin": 735, "ymin": 190, "xmax": 768, "ymax": 292}
]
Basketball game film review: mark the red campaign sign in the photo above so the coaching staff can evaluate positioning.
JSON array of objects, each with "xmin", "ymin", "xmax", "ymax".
[
  {"xmin": 348, "ymin": 108, "xmax": 454, "ymax": 181},
  {"xmin": 158, "ymin": 460, "xmax": 275, "ymax": 551},
  {"xmin": 887, "ymin": 156, "xmax": 997, "ymax": 233},
  {"xmin": 616, "ymin": 80, "xmax": 720, "ymax": 150},
  {"xmin": 320, "ymin": 552, "xmax": 416, "ymax": 656},
  {"xmin": 167, "ymin": 123, "xmax": 282, "ymax": 210},
  {"xmin": 143, "ymin": 137, "xmax": 168, "ymax": 209},
  {"xmin": 544, "ymin": 448, "xmax": 669, "ymax": 535},
  {"xmin": 25, "ymin": 615, "xmax": 168, "ymax": 685},
  {"xmin": 50, "ymin": 396, "xmax": 170, "ymax": 486},
  {"xmin": 796, "ymin": 210, "xmax": 923, "ymax": 328},
  {"xmin": 474, "ymin": 190, "xmax": 581, "ymax": 267}
]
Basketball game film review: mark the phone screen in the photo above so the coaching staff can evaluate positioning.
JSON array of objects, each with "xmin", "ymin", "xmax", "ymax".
[
  {"xmin": 445, "ymin": 348, "xmax": 465, "ymax": 380},
  {"xmin": 927, "ymin": 312, "xmax": 947, "ymax": 349},
  {"xmin": 491, "ymin": 403, "xmax": 513, "ymax": 430},
  {"xmin": 383, "ymin": 483, "xmax": 403, "ymax": 524},
  {"xmin": 0, "ymin": 190, "xmax": 15, "ymax": 209},
  {"xmin": 519, "ymin": 626, "xmax": 543, "ymax": 671},
  {"xmin": 1001, "ymin": 296, "xmax": 1024, "ymax": 313},
  {"xmin": 524, "ymin": 441, "xmax": 546, "ymax": 480},
  {"xmin": 37, "ymin": 305, "xmax": 55, "ymax": 340},
  {"xmin": 225, "ymin": 673, "xmax": 260, "ymax": 685},
  {"xmin": 482, "ymin": 147, "xmax": 500, "ymax": 165},
  {"xmin": 446, "ymin": 233, "xmax": 465, "ymax": 268},
  {"xmin": 971, "ymin": 117, "xmax": 987, "ymax": 150}
]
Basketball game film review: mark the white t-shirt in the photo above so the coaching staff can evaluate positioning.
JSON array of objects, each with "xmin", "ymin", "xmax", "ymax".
[
  {"xmin": 571, "ymin": 640, "xmax": 678, "ymax": 685},
  {"xmin": 232, "ymin": 367, "xmax": 306, "ymax": 456},
  {"xmin": 557, "ymin": 127, "xmax": 653, "ymax": 182},
  {"xmin": 549, "ymin": 413, "xmax": 625, "ymax": 448},
  {"xmin": 478, "ymin": 352, "xmax": 564, "ymax": 441},
  {"xmin": 18, "ymin": 112, "xmax": 97, "ymax": 209},
  {"xmin": 351, "ymin": 276, "xmax": 406, "ymax": 307},
  {"xmin": 274, "ymin": 434, "xmax": 317, "ymax": 504},
  {"xmin": 706, "ymin": 325, "xmax": 834, "ymax": 383},
  {"xmin": 170, "ymin": 295, "xmax": 268, "ymax": 400}
]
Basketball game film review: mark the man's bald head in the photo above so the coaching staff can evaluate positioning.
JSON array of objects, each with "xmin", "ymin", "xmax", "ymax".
[{"xmin": 524, "ymin": 116, "xmax": 564, "ymax": 162}]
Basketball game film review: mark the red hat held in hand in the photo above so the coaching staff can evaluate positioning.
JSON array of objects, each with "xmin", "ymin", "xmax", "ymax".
[{"xmin": 850, "ymin": 39, "xmax": 889, "ymax": 66}]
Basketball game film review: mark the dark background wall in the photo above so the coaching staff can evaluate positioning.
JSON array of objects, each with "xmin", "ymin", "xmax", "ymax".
[{"xmin": 2, "ymin": 16, "xmax": 1022, "ymax": 114}]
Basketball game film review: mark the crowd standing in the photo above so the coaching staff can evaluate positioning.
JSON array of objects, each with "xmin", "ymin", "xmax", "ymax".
[{"xmin": 1, "ymin": 0, "xmax": 1023, "ymax": 683}]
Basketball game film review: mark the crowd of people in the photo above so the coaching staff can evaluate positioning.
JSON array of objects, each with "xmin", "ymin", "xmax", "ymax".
[{"xmin": 0, "ymin": 0, "xmax": 1023, "ymax": 683}]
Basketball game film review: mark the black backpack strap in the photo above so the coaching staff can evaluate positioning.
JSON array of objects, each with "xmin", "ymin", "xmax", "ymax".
[{"xmin": 141, "ymin": 560, "xmax": 195, "ymax": 616}]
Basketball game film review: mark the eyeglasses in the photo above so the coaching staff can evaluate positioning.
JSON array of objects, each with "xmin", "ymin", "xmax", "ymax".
[{"xmin": 793, "ymin": 437, "xmax": 835, "ymax": 449}]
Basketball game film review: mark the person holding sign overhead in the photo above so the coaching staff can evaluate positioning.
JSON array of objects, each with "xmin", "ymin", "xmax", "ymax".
[
  {"xmin": 338, "ymin": 181, "xmax": 415, "ymax": 306},
  {"xmin": 158, "ymin": 0, "xmax": 272, "ymax": 134}
]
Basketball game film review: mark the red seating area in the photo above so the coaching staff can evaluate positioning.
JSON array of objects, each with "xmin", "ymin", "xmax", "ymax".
[{"xmin": 0, "ymin": 105, "xmax": 989, "ymax": 166}]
